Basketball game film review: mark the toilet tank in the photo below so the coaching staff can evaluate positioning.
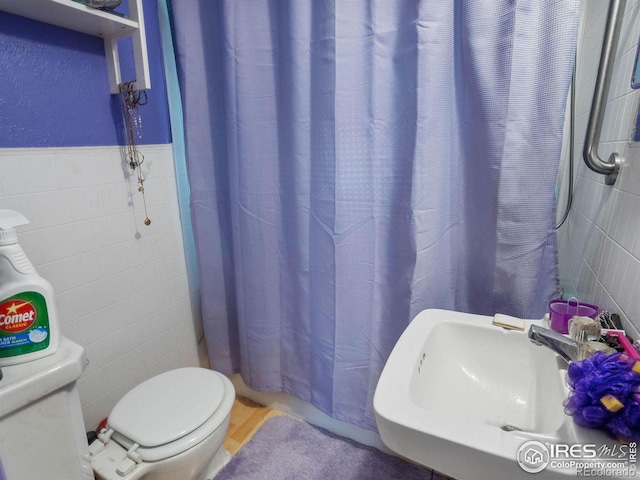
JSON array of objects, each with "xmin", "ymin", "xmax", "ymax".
[{"xmin": 0, "ymin": 336, "xmax": 93, "ymax": 480}]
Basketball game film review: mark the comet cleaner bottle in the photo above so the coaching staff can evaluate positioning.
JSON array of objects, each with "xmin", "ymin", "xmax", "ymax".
[{"xmin": 0, "ymin": 210, "xmax": 59, "ymax": 365}]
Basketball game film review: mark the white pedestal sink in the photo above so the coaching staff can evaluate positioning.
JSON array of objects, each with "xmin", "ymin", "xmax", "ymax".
[{"xmin": 374, "ymin": 309, "xmax": 635, "ymax": 480}]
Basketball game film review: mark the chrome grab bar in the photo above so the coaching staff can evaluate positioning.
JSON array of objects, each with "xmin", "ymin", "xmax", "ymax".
[{"xmin": 583, "ymin": 0, "xmax": 625, "ymax": 186}]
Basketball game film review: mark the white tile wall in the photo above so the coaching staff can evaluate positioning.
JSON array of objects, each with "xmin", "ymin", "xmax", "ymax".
[
  {"xmin": 559, "ymin": 0, "xmax": 640, "ymax": 336},
  {"xmin": 0, "ymin": 144, "xmax": 206, "ymax": 430}
]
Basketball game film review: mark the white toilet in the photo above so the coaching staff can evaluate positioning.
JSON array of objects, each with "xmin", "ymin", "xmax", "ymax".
[{"xmin": 89, "ymin": 367, "xmax": 235, "ymax": 480}]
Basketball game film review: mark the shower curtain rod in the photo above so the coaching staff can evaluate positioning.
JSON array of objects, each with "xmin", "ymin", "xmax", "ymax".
[{"xmin": 583, "ymin": 0, "xmax": 625, "ymax": 185}]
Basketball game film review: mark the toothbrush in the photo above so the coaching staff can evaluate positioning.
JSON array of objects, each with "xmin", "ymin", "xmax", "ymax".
[{"xmin": 605, "ymin": 330, "xmax": 640, "ymax": 360}]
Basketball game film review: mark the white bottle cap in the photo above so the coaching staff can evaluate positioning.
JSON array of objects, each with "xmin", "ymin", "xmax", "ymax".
[{"xmin": 0, "ymin": 210, "xmax": 29, "ymax": 246}]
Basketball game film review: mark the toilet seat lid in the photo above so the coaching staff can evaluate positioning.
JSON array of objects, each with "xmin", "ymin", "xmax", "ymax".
[{"xmin": 108, "ymin": 368, "xmax": 226, "ymax": 448}]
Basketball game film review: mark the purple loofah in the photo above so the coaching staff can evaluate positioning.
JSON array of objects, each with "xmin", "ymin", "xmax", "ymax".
[{"xmin": 565, "ymin": 352, "xmax": 640, "ymax": 441}]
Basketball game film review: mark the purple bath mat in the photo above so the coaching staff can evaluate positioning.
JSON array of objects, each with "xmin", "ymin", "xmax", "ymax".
[{"xmin": 216, "ymin": 415, "xmax": 448, "ymax": 480}]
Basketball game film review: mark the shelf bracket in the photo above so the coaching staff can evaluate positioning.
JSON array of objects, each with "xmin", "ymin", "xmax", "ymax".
[{"xmin": 104, "ymin": 0, "xmax": 150, "ymax": 94}]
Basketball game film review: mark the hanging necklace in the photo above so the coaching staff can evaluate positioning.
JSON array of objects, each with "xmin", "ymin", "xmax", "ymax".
[{"xmin": 120, "ymin": 81, "xmax": 151, "ymax": 226}]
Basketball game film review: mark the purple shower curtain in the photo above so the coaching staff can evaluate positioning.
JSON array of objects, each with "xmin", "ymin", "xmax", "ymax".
[{"xmin": 169, "ymin": 0, "xmax": 580, "ymax": 430}]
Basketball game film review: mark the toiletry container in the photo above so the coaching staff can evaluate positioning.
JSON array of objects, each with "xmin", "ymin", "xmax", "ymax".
[
  {"xmin": 0, "ymin": 210, "xmax": 60, "ymax": 365},
  {"xmin": 90, "ymin": 367, "xmax": 235, "ymax": 480},
  {"xmin": 548, "ymin": 299, "xmax": 598, "ymax": 334},
  {"xmin": 0, "ymin": 336, "xmax": 93, "ymax": 479}
]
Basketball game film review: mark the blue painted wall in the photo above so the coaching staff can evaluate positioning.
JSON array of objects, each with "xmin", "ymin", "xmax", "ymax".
[{"xmin": 0, "ymin": 0, "xmax": 171, "ymax": 147}]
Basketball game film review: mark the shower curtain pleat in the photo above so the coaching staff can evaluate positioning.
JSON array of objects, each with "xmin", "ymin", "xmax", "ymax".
[{"xmin": 169, "ymin": 0, "xmax": 579, "ymax": 430}]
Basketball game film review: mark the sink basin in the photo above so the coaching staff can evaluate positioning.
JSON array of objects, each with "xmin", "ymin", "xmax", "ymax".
[
  {"xmin": 374, "ymin": 309, "xmax": 619, "ymax": 480},
  {"xmin": 410, "ymin": 318, "xmax": 566, "ymax": 434}
]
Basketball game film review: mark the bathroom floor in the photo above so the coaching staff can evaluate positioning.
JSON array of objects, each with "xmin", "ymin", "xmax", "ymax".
[
  {"xmin": 223, "ymin": 396, "xmax": 284, "ymax": 454},
  {"xmin": 222, "ymin": 397, "xmax": 455, "ymax": 480}
]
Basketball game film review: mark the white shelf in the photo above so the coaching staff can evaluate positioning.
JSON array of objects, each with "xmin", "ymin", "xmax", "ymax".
[
  {"xmin": 0, "ymin": 0, "xmax": 150, "ymax": 93},
  {"xmin": 0, "ymin": 0, "xmax": 138, "ymax": 39}
]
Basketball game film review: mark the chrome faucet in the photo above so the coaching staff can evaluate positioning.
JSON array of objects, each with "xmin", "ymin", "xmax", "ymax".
[{"xmin": 528, "ymin": 325, "xmax": 580, "ymax": 363}]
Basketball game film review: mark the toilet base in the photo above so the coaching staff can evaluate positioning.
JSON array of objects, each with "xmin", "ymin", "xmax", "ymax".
[
  {"xmin": 92, "ymin": 414, "xmax": 231, "ymax": 480},
  {"xmin": 198, "ymin": 447, "xmax": 231, "ymax": 480}
]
